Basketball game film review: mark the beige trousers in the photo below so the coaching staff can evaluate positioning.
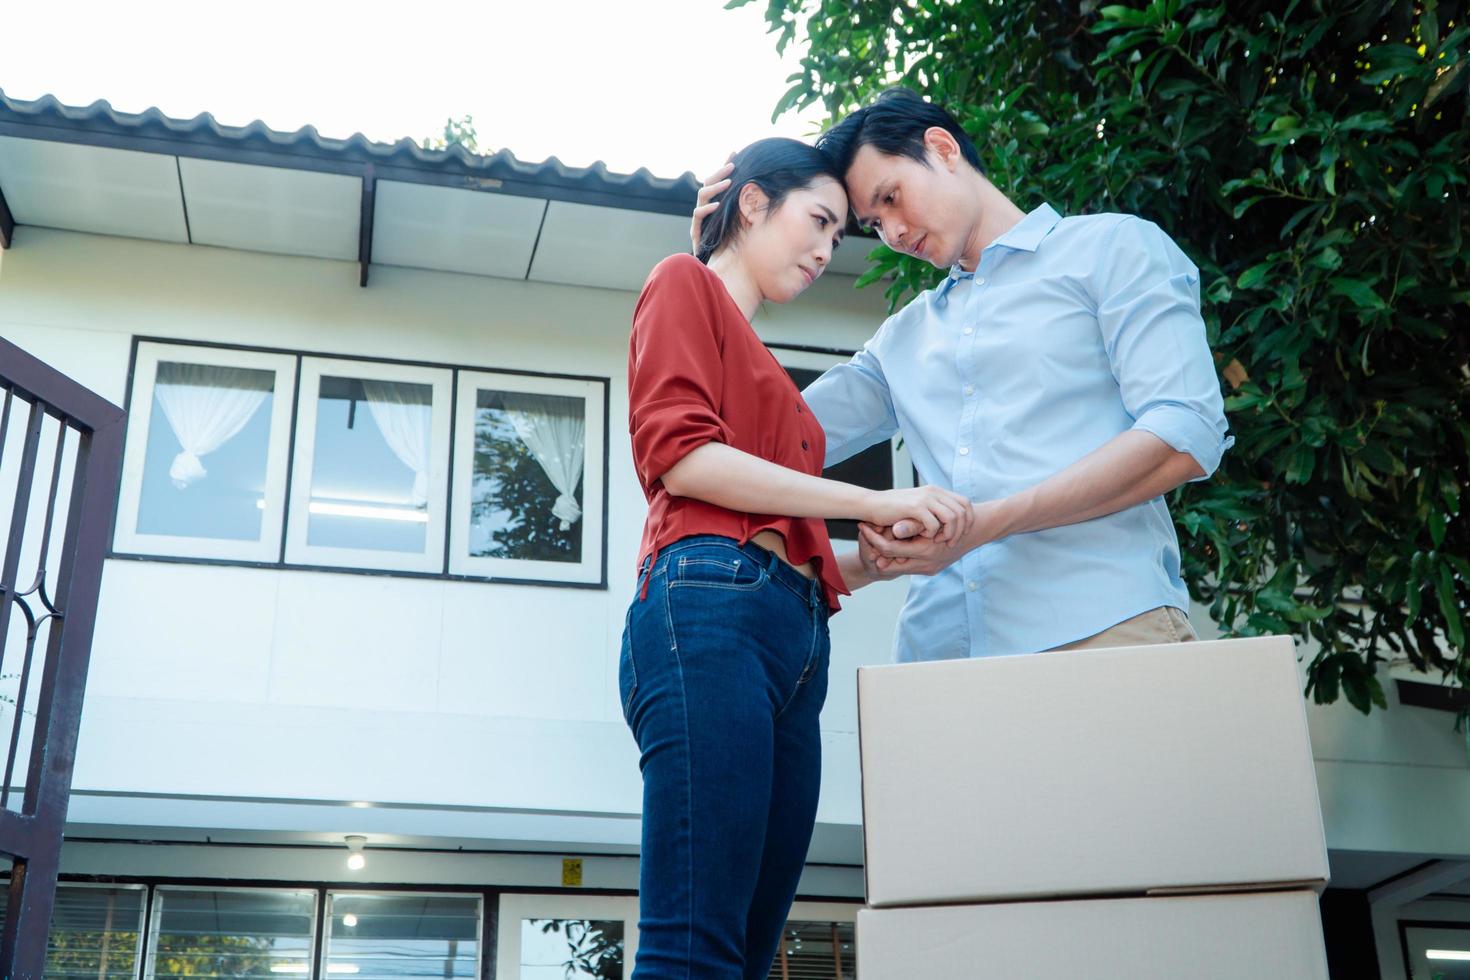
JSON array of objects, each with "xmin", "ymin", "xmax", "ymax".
[{"xmin": 1048, "ymin": 606, "xmax": 1198, "ymax": 652}]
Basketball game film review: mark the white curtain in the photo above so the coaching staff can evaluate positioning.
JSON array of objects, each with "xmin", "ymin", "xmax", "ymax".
[
  {"xmin": 362, "ymin": 380, "xmax": 433, "ymax": 507},
  {"xmin": 154, "ymin": 363, "xmax": 271, "ymax": 489},
  {"xmin": 500, "ymin": 392, "xmax": 585, "ymax": 529}
]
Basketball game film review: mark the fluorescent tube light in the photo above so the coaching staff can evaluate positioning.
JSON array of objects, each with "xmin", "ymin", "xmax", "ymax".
[{"xmin": 309, "ymin": 501, "xmax": 428, "ymax": 523}]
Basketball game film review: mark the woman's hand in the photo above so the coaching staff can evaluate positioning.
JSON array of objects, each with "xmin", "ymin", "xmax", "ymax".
[
  {"xmin": 865, "ymin": 486, "xmax": 973, "ymax": 545},
  {"xmin": 690, "ymin": 157, "xmax": 734, "ymax": 252}
]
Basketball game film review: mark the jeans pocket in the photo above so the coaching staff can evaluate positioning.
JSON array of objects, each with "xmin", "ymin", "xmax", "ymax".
[{"xmin": 669, "ymin": 546, "xmax": 769, "ymax": 591}]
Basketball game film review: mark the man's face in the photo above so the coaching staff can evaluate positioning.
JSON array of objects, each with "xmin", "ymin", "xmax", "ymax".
[{"xmin": 844, "ymin": 142, "xmax": 975, "ymax": 270}]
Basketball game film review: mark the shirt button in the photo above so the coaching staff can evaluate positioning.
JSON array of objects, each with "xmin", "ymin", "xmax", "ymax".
[
  {"xmin": 958, "ymin": 446, "xmax": 970, "ymax": 456},
  {"xmin": 964, "ymin": 384, "xmax": 975, "ymax": 396},
  {"xmin": 802, "ymin": 440, "xmax": 810, "ymax": 450},
  {"xmin": 967, "ymin": 581, "xmax": 978, "ymax": 592},
  {"xmin": 975, "ymin": 277, "xmax": 986, "ymax": 286},
  {"xmin": 796, "ymin": 405, "xmax": 802, "ymax": 413},
  {"xmin": 963, "ymin": 327, "xmax": 974, "ymax": 336}
]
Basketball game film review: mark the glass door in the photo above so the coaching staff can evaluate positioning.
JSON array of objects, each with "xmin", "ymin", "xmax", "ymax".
[{"xmin": 495, "ymin": 894, "xmax": 638, "ymax": 979}]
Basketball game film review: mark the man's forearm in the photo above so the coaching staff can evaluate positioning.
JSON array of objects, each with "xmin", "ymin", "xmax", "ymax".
[
  {"xmin": 865, "ymin": 430, "xmax": 1206, "ymax": 572},
  {"xmin": 980, "ymin": 429, "xmax": 1204, "ymax": 540}
]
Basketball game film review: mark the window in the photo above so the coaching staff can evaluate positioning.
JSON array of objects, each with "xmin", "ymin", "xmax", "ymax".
[
  {"xmin": 1403, "ymin": 922, "xmax": 1470, "ymax": 980},
  {"xmin": 285, "ymin": 359, "xmax": 452, "ymax": 573},
  {"xmin": 767, "ymin": 920, "xmax": 856, "ymax": 980},
  {"xmin": 0, "ymin": 883, "xmax": 147, "ymax": 979},
  {"xmin": 779, "ymin": 349, "xmax": 914, "ymax": 542},
  {"xmin": 146, "ymin": 887, "xmax": 317, "ymax": 979},
  {"xmin": 114, "ymin": 340, "xmax": 609, "ymax": 587},
  {"xmin": 766, "ymin": 903, "xmax": 859, "ymax": 980},
  {"xmin": 114, "ymin": 343, "xmax": 295, "ymax": 561},
  {"xmin": 450, "ymin": 371, "xmax": 606, "ymax": 584},
  {"xmin": 495, "ymin": 894, "xmax": 637, "ymax": 980},
  {"xmin": 322, "ymin": 891, "xmax": 480, "ymax": 978}
]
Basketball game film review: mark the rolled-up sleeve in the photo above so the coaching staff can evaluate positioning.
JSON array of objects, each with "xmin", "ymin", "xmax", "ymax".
[
  {"xmin": 1096, "ymin": 217, "xmax": 1233, "ymax": 480},
  {"xmin": 803, "ymin": 343, "xmax": 900, "ymax": 468},
  {"xmin": 627, "ymin": 261, "xmax": 734, "ymax": 487}
]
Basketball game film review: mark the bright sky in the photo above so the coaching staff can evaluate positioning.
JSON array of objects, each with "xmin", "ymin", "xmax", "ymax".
[{"xmin": 2, "ymin": 0, "xmax": 826, "ymax": 181}]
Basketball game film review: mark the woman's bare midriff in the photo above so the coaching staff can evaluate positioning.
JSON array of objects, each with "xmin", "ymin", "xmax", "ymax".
[{"xmin": 751, "ymin": 529, "xmax": 817, "ymax": 579}]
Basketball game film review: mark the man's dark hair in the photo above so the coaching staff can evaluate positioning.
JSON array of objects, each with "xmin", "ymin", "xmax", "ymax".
[
  {"xmin": 696, "ymin": 137, "xmax": 844, "ymax": 263},
  {"xmin": 816, "ymin": 87, "xmax": 983, "ymax": 178}
]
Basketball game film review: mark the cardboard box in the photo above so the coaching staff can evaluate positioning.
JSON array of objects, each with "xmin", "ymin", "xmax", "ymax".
[
  {"xmin": 859, "ymin": 636, "xmax": 1328, "ymax": 907},
  {"xmin": 856, "ymin": 889, "xmax": 1329, "ymax": 979}
]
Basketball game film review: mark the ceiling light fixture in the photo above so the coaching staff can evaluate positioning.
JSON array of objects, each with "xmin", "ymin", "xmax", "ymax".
[{"xmin": 345, "ymin": 835, "xmax": 367, "ymax": 871}]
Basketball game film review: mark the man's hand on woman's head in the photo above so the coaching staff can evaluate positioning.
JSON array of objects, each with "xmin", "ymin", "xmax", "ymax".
[{"xmin": 690, "ymin": 157, "xmax": 735, "ymax": 253}]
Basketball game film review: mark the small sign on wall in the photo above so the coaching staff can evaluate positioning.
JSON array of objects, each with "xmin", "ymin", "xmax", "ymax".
[{"xmin": 562, "ymin": 857, "xmax": 583, "ymax": 887}]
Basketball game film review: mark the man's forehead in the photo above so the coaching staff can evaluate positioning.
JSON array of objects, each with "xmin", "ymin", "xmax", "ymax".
[{"xmin": 842, "ymin": 146, "xmax": 906, "ymax": 207}]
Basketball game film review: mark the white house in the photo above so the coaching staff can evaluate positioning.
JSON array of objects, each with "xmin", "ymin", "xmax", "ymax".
[{"xmin": 0, "ymin": 91, "xmax": 1466, "ymax": 980}]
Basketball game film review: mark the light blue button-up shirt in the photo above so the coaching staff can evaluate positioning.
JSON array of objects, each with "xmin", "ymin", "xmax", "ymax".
[{"xmin": 804, "ymin": 203, "xmax": 1233, "ymax": 660}]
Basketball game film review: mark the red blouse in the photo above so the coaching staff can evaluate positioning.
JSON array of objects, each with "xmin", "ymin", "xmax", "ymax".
[{"xmin": 628, "ymin": 253, "xmax": 849, "ymax": 612}]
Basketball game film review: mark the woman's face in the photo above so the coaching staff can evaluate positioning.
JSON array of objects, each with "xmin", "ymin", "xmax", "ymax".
[{"xmin": 739, "ymin": 177, "xmax": 848, "ymax": 304}]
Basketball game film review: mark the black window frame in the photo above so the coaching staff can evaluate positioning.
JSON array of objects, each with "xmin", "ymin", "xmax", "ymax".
[{"xmin": 110, "ymin": 336, "xmax": 611, "ymax": 590}]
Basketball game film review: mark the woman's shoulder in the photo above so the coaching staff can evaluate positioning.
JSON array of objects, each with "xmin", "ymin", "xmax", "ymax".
[
  {"xmin": 635, "ymin": 253, "xmax": 725, "ymax": 326},
  {"xmin": 641, "ymin": 252, "xmax": 718, "ymax": 295}
]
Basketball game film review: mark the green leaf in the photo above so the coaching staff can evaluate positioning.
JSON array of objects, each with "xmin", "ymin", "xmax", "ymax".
[
  {"xmin": 1098, "ymin": 5, "xmax": 1152, "ymax": 27},
  {"xmin": 1428, "ymin": 508, "xmax": 1447, "ymax": 548},
  {"xmin": 1328, "ymin": 277, "xmax": 1389, "ymax": 310},
  {"xmin": 1237, "ymin": 262, "xmax": 1273, "ymax": 289},
  {"xmin": 1310, "ymin": 246, "xmax": 1342, "ymax": 271},
  {"xmin": 1314, "ymin": 661, "xmax": 1340, "ymax": 704},
  {"xmin": 1437, "ymin": 564, "xmax": 1466, "ymax": 650},
  {"xmin": 1342, "ymin": 668, "xmax": 1372, "ymax": 713}
]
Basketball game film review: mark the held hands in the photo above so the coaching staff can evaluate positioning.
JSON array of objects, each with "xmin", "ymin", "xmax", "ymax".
[
  {"xmin": 856, "ymin": 500, "xmax": 1004, "ymax": 580},
  {"xmin": 857, "ymin": 523, "xmax": 961, "ymax": 580},
  {"xmin": 865, "ymin": 485, "xmax": 973, "ymax": 546}
]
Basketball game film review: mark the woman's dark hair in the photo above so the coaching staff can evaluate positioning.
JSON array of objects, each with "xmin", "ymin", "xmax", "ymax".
[
  {"xmin": 816, "ymin": 86, "xmax": 983, "ymax": 178},
  {"xmin": 696, "ymin": 137, "xmax": 844, "ymax": 264}
]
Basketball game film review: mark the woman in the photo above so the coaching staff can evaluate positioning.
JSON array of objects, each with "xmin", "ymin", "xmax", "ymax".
[{"xmin": 622, "ymin": 137, "xmax": 972, "ymax": 979}]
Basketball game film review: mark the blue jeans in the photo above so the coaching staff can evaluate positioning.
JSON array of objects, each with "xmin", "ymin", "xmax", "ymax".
[{"xmin": 619, "ymin": 535, "xmax": 832, "ymax": 980}]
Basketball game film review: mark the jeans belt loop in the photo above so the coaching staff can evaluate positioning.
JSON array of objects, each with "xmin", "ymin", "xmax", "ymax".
[{"xmin": 764, "ymin": 543, "xmax": 782, "ymax": 576}]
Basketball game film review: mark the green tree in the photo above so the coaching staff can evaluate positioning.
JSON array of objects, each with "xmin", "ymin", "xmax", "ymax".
[
  {"xmin": 153, "ymin": 933, "xmax": 275, "ymax": 977},
  {"xmin": 529, "ymin": 918, "xmax": 623, "ymax": 980},
  {"xmin": 470, "ymin": 406, "xmax": 583, "ymax": 563},
  {"xmin": 739, "ymin": 0, "xmax": 1469, "ymax": 716},
  {"xmin": 421, "ymin": 114, "xmax": 480, "ymax": 153}
]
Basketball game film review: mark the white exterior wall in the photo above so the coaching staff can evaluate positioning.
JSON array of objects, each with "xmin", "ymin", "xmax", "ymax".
[
  {"xmin": 1, "ymin": 228, "xmax": 1466, "ymax": 910},
  {"xmin": 0, "ymin": 228, "xmax": 901, "ymax": 893}
]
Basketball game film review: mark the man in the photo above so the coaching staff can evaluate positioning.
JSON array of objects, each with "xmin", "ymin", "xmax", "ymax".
[{"xmin": 693, "ymin": 88, "xmax": 1231, "ymax": 660}]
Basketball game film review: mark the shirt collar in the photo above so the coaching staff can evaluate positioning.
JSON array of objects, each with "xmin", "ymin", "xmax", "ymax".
[
  {"xmin": 991, "ymin": 202, "xmax": 1062, "ymax": 254},
  {"xmin": 935, "ymin": 203, "xmax": 1062, "ymax": 305}
]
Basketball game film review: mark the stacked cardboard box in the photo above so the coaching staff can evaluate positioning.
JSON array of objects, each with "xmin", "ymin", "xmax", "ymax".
[{"xmin": 854, "ymin": 635, "xmax": 1331, "ymax": 978}]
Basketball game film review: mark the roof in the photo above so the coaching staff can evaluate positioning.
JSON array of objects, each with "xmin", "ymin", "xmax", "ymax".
[
  {"xmin": 0, "ymin": 90, "xmax": 701, "ymax": 213},
  {"xmin": 0, "ymin": 90, "xmax": 875, "ymax": 288}
]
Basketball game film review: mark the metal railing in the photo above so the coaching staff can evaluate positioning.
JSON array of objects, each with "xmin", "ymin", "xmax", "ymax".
[{"xmin": 0, "ymin": 336, "xmax": 124, "ymax": 978}]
